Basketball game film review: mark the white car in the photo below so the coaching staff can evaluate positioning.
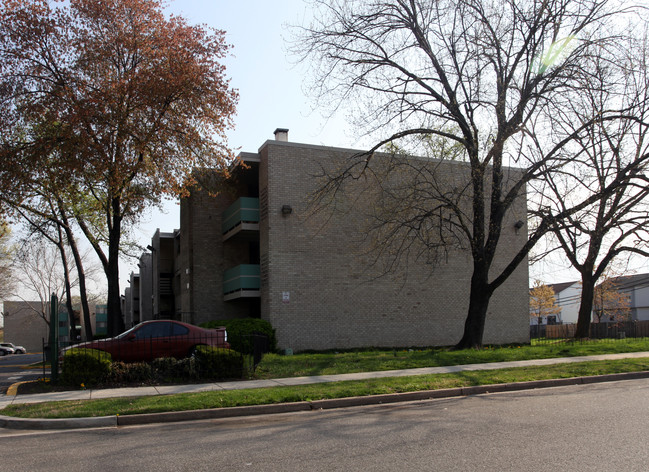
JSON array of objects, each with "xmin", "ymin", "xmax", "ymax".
[
  {"xmin": 0, "ymin": 344, "xmax": 15, "ymax": 356},
  {"xmin": 0, "ymin": 342, "xmax": 26, "ymax": 354}
]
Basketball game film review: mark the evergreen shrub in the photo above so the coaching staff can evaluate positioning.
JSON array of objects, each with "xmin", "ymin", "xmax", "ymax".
[
  {"xmin": 61, "ymin": 348, "xmax": 111, "ymax": 387},
  {"xmin": 193, "ymin": 345, "xmax": 244, "ymax": 379},
  {"xmin": 201, "ymin": 318, "xmax": 277, "ymax": 353}
]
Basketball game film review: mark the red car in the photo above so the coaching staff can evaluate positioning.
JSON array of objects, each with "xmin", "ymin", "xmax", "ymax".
[{"xmin": 65, "ymin": 320, "xmax": 229, "ymax": 363}]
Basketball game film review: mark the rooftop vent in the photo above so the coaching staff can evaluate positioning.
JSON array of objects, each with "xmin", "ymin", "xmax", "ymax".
[{"xmin": 274, "ymin": 128, "xmax": 289, "ymax": 141}]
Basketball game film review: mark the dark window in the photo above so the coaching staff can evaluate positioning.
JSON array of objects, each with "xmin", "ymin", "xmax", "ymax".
[
  {"xmin": 170, "ymin": 323, "xmax": 189, "ymax": 336},
  {"xmin": 135, "ymin": 322, "xmax": 172, "ymax": 339}
]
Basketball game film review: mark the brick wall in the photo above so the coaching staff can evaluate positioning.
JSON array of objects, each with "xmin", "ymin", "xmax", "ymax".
[
  {"xmin": 179, "ymin": 139, "xmax": 529, "ymax": 350},
  {"xmin": 179, "ymin": 170, "xmax": 259, "ymax": 325},
  {"xmin": 261, "ymin": 141, "xmax": 529, "ymax": 351},
  {"xmin": 3, "ymin": 301, "xmax": 49, "ymax": 352}
]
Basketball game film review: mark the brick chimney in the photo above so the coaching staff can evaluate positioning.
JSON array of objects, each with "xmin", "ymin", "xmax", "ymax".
[{"xmin": 274, "ymin": 128, "xmax": 289, "ymax": 141}]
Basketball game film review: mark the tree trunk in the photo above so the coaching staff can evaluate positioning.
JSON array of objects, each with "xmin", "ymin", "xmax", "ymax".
[
  {"xmin": 58, "ymin": 202, "xmax": 94, "ymax": 341},
  {"xmin": 106, "ymin": 197, "xmax": 125, "ymax": 336},
  {"xmin": 66, "ymin": 231, "xmax": 93, "ymax": 340},
  {"xmin": 57, "ymin": 240, "xmax": 76, "ymax": 342},
  {"xmin": 455, "ymin": 270, "xmax": 492, "ymax": 349},
  {"xmin": 575, "ymin": 274, "xmax": 595, "ymax": 338}
]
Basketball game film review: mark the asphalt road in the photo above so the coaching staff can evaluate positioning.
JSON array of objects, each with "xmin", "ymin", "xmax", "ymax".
[
  {"xmin": 1, "ymin": 378, "xmax": 648, "ymax": 471},
  {"xmin": 0, "ymin": 353, "xmax": 46, "ymax": 393}
]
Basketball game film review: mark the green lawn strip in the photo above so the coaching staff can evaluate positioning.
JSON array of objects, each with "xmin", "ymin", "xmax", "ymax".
[
  {"xmin": 253, "ymin": 338, "xmax": 649, "ymax": 378},
  {"xmin": 4, "ymin": 357, "xmax": 649, "ymax": 419}
]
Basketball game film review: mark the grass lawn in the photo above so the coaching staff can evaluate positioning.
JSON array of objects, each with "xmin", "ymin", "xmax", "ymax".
[
  {"xmin": 3, "ymin": 357, "xmax": 649, "ymax": 419},
  {"xmin": 2, "ymin": 338, "xmax": 649, "ymax": 419},
  {"xmin": 254, "ymin": 337, "xmax": 649, "ymax": 378}
]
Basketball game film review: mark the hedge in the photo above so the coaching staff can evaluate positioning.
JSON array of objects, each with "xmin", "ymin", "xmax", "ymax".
[
  {"xmin": 201, "ymin": 318, "xmax": 277, "ymax": 354},
  {"xmin": 193, "ymin": 345, "xmax": 244, "ymax": 379},
  {"xmin": 61, "ymin": 348, "xmax": 112, "ymax": 387}
]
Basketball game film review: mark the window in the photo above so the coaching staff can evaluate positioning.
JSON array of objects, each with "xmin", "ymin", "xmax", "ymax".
[
  {"xmin": 134, "ymin": 322, "xmax": 172, "ymax": 339},
  {"xmin": 170, "ymin": 323, "xmax": 189, "ymax": 336}
]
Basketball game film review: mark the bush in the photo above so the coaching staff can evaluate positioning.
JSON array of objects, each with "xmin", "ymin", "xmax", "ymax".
[
  {"xmin": 201, "ymin": 318, "xmax": 277, "ymax": 354},
  {"xmin": 151, "ymin": 357, "xmax": 198, "ymax": 382},
  {"xmin": 61, "ymin": 348, "xmax": 111, "ymax": 387},
  {"xmin": 108, "ymin": 361, "xmax": 153, "ymax": 384},
  {"xmin": 193, "ymin": 345, "xmax": 244, "ymax": 379}
]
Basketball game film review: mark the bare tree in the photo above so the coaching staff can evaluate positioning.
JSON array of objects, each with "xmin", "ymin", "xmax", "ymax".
[
  {"xmin": 295, "ymin": 0, "xmax": 649, "ymax": 347},
  {"xmin": 11, "ymin": 232, "xmax": 100, "ymax": 334},
  {"xmin": 12, "ymin": 237, "xmax": 70, "ymax": 327},
  {"xmin": 533, "ymin": 41, "xmax": 649, "ymax": 338},
  {"xmin": 3, "ymin": 181, "xmax": 104, "ymax": 340}
]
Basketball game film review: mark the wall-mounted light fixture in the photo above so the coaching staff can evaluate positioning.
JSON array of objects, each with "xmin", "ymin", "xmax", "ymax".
[
  {"xmin": 514, "ymin": 220, "xmax": 524, "ymax": 234},
  {"xmin": 146, "ymin": 245, "xmax": 155, "ymax": 252},
  {"xmin": 281, "ymin": 205, "xmax": 293, "ymax": 215}
]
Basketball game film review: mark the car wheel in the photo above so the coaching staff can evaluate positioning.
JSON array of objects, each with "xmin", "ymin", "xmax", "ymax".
[{"xmin": 0, "ymin": 351, "xmax": 5, "ymax": 356}]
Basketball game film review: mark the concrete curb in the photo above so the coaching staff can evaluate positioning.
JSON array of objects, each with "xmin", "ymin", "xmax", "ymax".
[
  {"xmin": 6, "ymin": 380, "xmax": 31, "ymax": 397},
  {"xmin": 2, "ymin": 370, "xmax": 648, "ymax": 430},
  {"xmin": 0, "ymin": 414, "xmax": 117, "ymax": 430}
]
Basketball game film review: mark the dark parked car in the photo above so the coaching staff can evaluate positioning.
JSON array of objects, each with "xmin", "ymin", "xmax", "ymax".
[
  {"xmin": 0, "ymin": 342, "xmax": 26, "ymax": 354},
  {"xmin": 63, "ymin": 320, "xmax": 229, "ymax": 363}
]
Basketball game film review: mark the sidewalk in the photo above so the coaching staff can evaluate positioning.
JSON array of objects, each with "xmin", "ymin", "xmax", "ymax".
[{"xmin": 2, "ymin": 351, "xmax": 649, "ymax": 430}]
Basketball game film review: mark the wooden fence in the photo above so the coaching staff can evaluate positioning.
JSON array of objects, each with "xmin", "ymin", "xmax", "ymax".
[{"xmin": 531, "ymin": 320, "xmax": 649, "ymax": 339}]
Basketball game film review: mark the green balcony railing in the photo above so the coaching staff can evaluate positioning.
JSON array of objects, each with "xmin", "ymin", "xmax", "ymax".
[
  {"xmin": 222, "ymin": 197, "xmax": 260, "ymax": 234},
  {"xmin": 223, "ymin": 264, "xmax": 261, "ymax": 295}
]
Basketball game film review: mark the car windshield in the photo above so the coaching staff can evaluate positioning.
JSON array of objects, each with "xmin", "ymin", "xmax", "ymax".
[{"xmin": 114, "ymin": 325, "xmax": 139, "ymax": 340}]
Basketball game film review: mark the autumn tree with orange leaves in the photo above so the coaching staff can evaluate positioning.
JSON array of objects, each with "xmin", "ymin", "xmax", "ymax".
[
  {"xmin": 0, "ymin": 0, "xmax": 238, "ymax": 335},
  {"xmin": 529, "ymin": 281, "xmax": 562, "ymax": 325},
  {"xmin": 592, "ymin": 277, "xmax": 631, "ymax": 323}
]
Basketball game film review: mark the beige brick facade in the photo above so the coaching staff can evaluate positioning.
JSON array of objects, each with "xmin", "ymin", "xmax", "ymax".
[
  {"xmin": 258, "ymin": 140, "xmax": 529, "ymax": 350},
  {"xmin": 132, "ymin": 134, "xmax": 529, "ymax": 351}
]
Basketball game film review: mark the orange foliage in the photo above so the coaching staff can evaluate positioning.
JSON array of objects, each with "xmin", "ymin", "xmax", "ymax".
[
  {"xmin": 0, "ymin": 0, "xmax": 238, "ymax": 334},
  {"xmin": 529, "ymin": 280, "xmax": 561, "ymax": 323},
  {"xmin": 0, "ymin": 0, "xmax": 238, "ymax": 201}
]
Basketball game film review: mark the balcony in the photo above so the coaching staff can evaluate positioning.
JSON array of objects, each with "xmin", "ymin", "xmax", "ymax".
[
  {"xmin": 222, "ymin": 197, "xmax": 260, "ymax": 241},
  {"xmin": 223, "ymin": 264, "xmax": 261, "ymax": 301}
]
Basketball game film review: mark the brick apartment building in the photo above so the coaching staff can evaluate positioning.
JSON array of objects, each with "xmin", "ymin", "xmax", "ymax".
[{"xmin": 125, "ymin": 129, "xmax": 530, "ymax": 351}]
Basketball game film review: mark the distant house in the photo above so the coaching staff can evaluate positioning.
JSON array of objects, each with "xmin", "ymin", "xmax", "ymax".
[
  {"xmin": 599, "ymin": 273, "xmax": 649, "ymax": 321},
  {"xmin": 550, "ymin": 281, "xmax": 582, "ymax": 324},
  {"xmin": 540, "ymin": 274, "xmax": 649, "ymax": 326},
  {"xmin": 529, "ymin": 281, "xmax": 580, "ymax": 326}
]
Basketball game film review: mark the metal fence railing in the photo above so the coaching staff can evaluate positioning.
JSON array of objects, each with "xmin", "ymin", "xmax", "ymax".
[{"xmin": 45, "ymin": 332, "xmax": 272, "ymax": 376}]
